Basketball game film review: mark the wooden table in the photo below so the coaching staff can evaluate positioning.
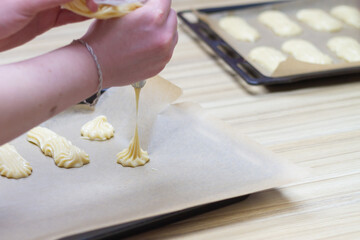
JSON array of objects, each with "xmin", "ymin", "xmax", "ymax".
[{"xmin": 1, "ymin": 0, "xmax": 359, "ymax": 239}]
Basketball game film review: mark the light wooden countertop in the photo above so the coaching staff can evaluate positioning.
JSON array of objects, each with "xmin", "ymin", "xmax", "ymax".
[{"xmin": 1, "ymin": 0, "xmax": 359, "ymax": 239}]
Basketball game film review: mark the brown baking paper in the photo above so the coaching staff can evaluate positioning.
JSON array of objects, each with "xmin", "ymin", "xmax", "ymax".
[
  {"xmin": 0, "ymin": 76, "xmax": 307, "ymax": 240},
  {"xmin": 194, "ymin": 0, "xmax": 360, "ymax": 77}
]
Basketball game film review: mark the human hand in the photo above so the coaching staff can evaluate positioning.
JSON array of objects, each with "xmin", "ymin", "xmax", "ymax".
[
  {"xmin": 0, "ymin": 0, "xmax": 92, "ymax": 52},
  {"xmin": 81, "ymin": 0, "xmax": 178, "ymax": 88}
]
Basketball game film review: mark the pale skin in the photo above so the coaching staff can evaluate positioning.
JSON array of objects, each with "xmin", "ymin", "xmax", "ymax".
[{"xmin": 0, "ymin": 0, "xmax": 178, "ymax": 145}]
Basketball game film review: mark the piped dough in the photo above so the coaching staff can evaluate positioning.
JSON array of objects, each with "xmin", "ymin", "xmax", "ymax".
[
  {"xmin": 219, "ymin": 16, "xmax": 260, "ymax": 42},
  {"xmin": 81, "ymin": 115, "xmax": 115, "ymax": 141},
  {"xmin": 27, "ymin": 127, "xmax": 90, "ymax": 168},
  {"xmin": 297, "ymin": 9, "xmax": 343, "ymax": 32},
  {"xmin": 0, "ymin": 144, "xmax": 32, "ymax": 179},
  {"xmin": 327, "ymin": 36, "xmax": 360, "ymax": 63},
  {"xmin": 282, "ymin": 39, "xmax": 332, "ymax": 65},
  {"xmin": 63, "ymin": 0, "xmax": 143, "ymax": 19},
  {"xmin": 258, "ymin": 10, "xmax": 302, "ymax": 37},
  {"xmin": 117, "ymin": 88, "xmax": 149, "ymax": 167},
  {"xmin": 249, "ymin": 46, "xmax": 287, "ymax": 74},
  {"xmin": 331, "ymin": 5, "xmax": 360, "ymax": 29}
]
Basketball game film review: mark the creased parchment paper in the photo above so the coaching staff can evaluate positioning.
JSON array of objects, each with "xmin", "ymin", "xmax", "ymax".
[
  {"xmin": 196, "ymin": 0, "xmax": 360, "ymax": 77},
  {"xmin": 0, "ymin": 76, "xmax": 306, "ymax": 240}
]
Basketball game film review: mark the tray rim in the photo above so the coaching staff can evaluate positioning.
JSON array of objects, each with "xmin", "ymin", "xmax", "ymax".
[{"xmin": 61, "ymin": 194, "xmax": 250, "ymax": 240}]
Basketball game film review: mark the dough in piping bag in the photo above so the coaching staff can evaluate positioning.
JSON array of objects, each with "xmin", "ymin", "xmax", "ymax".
[
  {"xmin": 63, "ymin": 0, "xmax": 144, "ymax": 19},
  {"xmin": 28, "ymin": 127, "xmax": 90, "ymax": 168},
  {"xmin": 0, "ymin": 144, "xmax": 32, "ymax": 179}
]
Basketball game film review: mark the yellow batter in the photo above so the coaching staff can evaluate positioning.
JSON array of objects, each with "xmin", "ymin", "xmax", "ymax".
[
  {"xmin": 117, "ymin": 88, "xmax": 149, "ymax": 167},
  {"xmin": 282, "ymin": 39, "xmax": 332, "ymax": 65},
  {"xmin": 258, "ymin": 10, "xmax": 302, "ymax": 37},
  {"xmin": 63, "ymin": 0, "xmax": 143, "ymax": 19},
  {"xmin": 331, "ymin": 5, "xmax": 360, "ymax": 29},
  {"xmin": 28, "ymin": 127, "xmax": 90, "ymax": 168},
  {"xmin": 0, "ymin": 144, "xmax": 32, "ymax": 179},
  {"xmin": 327, "ymin": 36, "xmax": 360, "ymax": 63},
  {"xmin": 296, "ymin": 9, "xmax": 343, "ymax": 32},
  {"xmin": 219, "ymin": 16, "xmax": 260, "ymax": 42},
  {"xmin": 249, "ymin": 46, "xmax": 287, "ymax": 74},
  {"xmin": 81, "ymin": 115, "xmax": 115, "ymax": 140}
]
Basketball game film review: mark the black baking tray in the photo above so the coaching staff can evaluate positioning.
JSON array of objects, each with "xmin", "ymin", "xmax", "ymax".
[
  {"xmin": 72, "ymin": 93, "xmax": 251, "ymax": 239},
  {"xmin": 61, "ymin": 194, "xmax": 250, "ymax": 240},
  {"xmin": 177, "ymin": 2, "xmax": 360, "ymax": 85}
]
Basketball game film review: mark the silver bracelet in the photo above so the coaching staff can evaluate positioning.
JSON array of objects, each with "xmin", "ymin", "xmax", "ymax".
[{"xmin": 73, "ymin": 39, "xmax": 103, "ymax": 107}]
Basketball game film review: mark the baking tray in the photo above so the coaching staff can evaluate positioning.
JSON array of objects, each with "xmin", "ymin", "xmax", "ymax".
[
  {"xmin": 2, "ymin": 77, "xmax": 304, "ymax": 240},
  {"xmin": 62, "ymin": 195, "xmax": 249, "ymax": 240},
  {"xmin": 76, "ymin": 91, "xmax": 251, "ymax": 239},
  {"xmin": 178, "ymin": 1, "xmax": 360, "ymax": 85},
  {"xmin": 23, "ymin": 89, "xmax": 253, "ymax": 240}
]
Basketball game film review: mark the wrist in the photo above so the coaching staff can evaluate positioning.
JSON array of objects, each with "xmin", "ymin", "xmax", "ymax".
[
  {"xmin": 68, "ymin": 41, "xmax": 100, "ymax": 96},
  {"xmin": 72, "ymin": 39, "xmax": 103, "ymax": 106}
]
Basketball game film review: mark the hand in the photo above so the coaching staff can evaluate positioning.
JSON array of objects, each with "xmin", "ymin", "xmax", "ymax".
[
  {"xmin": 81, "ymin": 0, "xmax": 178, "ymax": 87},
  {"xmin": 0, "ymin": 0, "xmax": 90, "ymax": 52}
]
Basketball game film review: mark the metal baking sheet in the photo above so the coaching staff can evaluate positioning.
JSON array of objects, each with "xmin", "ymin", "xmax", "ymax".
[
  {"xmin": 178, "ymin": 0, "xmax": 360, "ymax": 85},
  {"xmin": 0, "ymin": 77, "xmax": 305, "ymax": 240},
  {"xmin": 62, "ymin": 195, "xmax": 249, "ymax": 239}
]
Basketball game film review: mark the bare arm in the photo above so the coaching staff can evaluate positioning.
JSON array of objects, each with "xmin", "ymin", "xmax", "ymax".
[
  {"xmin": 0, "ymin": 0, "xmax": 178, "ymax": 145},
  {"xmin": 0, "ymin": 44, "xmax": 98, "ymax": 144}
]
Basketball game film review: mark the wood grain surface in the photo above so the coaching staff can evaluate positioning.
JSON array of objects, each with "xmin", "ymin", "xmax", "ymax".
[{"xmin": 1, "ymin": 0, "xmax": 359, "ymax": 239}]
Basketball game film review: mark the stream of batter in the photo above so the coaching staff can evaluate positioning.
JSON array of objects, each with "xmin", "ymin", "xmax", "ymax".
[{"xmin": 117, "ymin": 87, "xmax": 149, "ymax": 167}]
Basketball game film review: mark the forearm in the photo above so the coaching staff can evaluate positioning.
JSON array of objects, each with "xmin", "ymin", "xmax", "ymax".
[{"xmin": 0, "ymin": 43, "xmax": 98, "ymax": 144}]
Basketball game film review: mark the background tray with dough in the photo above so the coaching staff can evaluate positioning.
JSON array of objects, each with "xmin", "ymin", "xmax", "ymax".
[{"xmin": 178, "ymin": 0, "xmax": 360, "ymax": 85}]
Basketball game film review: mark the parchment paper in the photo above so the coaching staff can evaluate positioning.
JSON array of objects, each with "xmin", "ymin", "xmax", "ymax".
[
  {"xmin": 196, "ymin": 0, "xmax": 360, "ymax": 77},
  {"xmin": 0, "ymin": 76, "xmax": 307, "ymax": 240}
]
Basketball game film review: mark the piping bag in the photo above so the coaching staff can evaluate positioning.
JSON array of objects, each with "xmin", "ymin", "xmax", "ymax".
[
  {"xmin": 93, "ymin": 0, "xmax": 147, "ymax": 89},
  {"xmin": 94, "ymin": 0, "xmax": 145, "ymax": 5}
]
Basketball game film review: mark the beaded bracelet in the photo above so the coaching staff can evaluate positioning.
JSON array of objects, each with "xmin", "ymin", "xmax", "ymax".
[{"xmin": 73, "ymin": 39, "xmax": 103, "ymax": 107}]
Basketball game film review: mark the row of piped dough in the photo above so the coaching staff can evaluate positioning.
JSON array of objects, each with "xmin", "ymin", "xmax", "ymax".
[
  {"xmin": 219, "ymin": 5, "xmax": 360, "ymax": 42},
  {"xmin": 0, "ymin": 116, "xmax": 117, "ymax": 179},
  {"xmin": 249, "ymin": 37, "xmax": 360, "ymax": 74}
]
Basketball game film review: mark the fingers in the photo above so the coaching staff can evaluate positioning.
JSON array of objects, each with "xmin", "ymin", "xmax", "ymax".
[
  {"xmin": 55, "ymin": 9, "xmax": 89, "ymax": 27},
  {"xmin": 165, "ymin": 9, "xmax": 178, "ymax": 60},
  {"xmin": 166, "ymin": 9, "xmax": 178, "ymax": 34},
  {"xmin": 26, "ymin": 0, "xmax": 74, "ymax": 13},
  {"xmin": 144, "ymin": 0, "xmax": 172, "ymax": 11},
  {"xmin": 86, "ymin": 0, "xmax": 98, "ymax": 12},
  {"xmin": 139, "ymin": 0, "xmax": 172, "ymax": 23}
]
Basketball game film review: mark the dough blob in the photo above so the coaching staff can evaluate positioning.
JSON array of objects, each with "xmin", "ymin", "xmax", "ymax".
[
  {"xmin": 0, "ymin": 144, "xmax": 32, "ymax": 179},
  {"xmin": 327, "ymin": 36, "xmax": 360, "ymax": 63},
  {"xmin": 219, "ymin": 16, "xmax": 260, "ymax": 42},
  {"xmin": 297, "ymin": 9, "xmax": 343, "ymax": 32},
  {"xmin": 63, "ymin": 0, "xmax": 143, "ymax": 19},
  {"xmin": 282, "ymin": 39, "xmax": 332, "ymax": 65},
  {"xmin": 331, "ymin": 5, "xmax": 360, "ymax": 29},
  {"xmin": 81, "ymin": 115, "xmax": 115, "ymax": 141},
  {"xmin": 28, "ymin": 127, "xmax": 90, "ymax": 168},
  {"xmin": 249, "ymin": 46, "xmax": 287, "ymax": 74},
  {"xmin": 258, "ymin": 10, "xmax": 302, "ymax": 37},
  {"xmin": 117, "ymin": 88, "xmax": 149, "ymax": 167}
]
